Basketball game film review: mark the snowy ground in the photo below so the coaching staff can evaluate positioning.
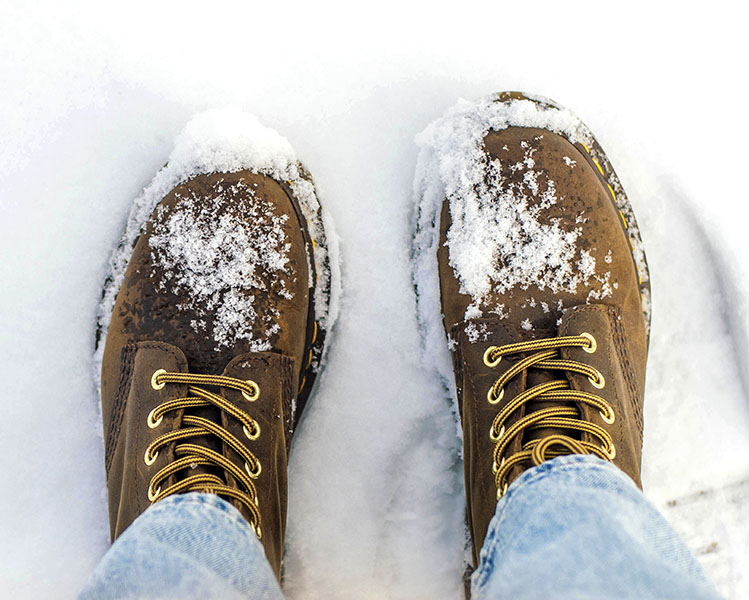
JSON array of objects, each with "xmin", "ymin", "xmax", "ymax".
[{"xmin": 1, "ymin": 2, "xmax": 748, "ymax": 598}]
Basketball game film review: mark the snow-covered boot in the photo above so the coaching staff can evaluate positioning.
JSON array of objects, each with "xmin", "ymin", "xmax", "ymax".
[
  {"xmin": 97, "ymin": 121, "xmax": 334, "ymax": 580},
  {"xmin": 415, "ymin": 91, "xmax": 651, "ymax": 568}
]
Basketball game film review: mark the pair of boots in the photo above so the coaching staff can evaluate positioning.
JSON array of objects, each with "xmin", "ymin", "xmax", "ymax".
[{"xmin": 97, "ymin": 92, "xmax": 650, "ymax": 580}]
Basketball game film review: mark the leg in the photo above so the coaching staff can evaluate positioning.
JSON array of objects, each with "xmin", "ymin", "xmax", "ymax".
[
  {"xmin": 473, "ymin": 456, "xmax": 719, "ymax": 600},
  {"xmin": 80, "ymin": 494, "xmax": 283, "ymax": 600}
]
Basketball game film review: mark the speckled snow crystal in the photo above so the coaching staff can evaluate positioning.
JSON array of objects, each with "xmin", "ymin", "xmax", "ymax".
[{"xmin": 149, "ymin": 180, "xmax": 292, "ymax": 350}]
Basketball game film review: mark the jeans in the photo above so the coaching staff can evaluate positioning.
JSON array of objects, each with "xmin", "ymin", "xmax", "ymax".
[{"xmin": 80, "ymin": 456, "xmax": 720, "ymax": 599}]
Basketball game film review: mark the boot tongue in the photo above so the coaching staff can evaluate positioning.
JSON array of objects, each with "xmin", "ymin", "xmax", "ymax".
[
  {"xmin": 173, "ymin": 358, "xmax": 242, "ymax": 486},
  {"xmin": 178, "ymin": 404, "xmax": 225, "ymax": 482},
  {"xmin": 520, "ymin": 320, "xmax": 580, "ymax": 446}
]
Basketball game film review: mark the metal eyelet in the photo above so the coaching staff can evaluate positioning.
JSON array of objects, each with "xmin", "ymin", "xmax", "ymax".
[
  {"xmin": 599, "ymin": 407, "xmax": 616, "ymax": 424},
  {"xmin": 489, "ymin": 425, "xmax": 505, "ymax": 442},
  {"xmin": 580, "ymin": 332, "xmax": 597, "ymax": 354},
  {"xmin": 243, "ymin": 423, "xmax": 261, "ymax": 441},
  {"xmin": 241, "ymin": 380, "xmax": 260, "ymax": 402},
  {"xmin": 148, "ymin": 485, "xmax": 161, "ymax": 502},
  {"xmin": 245, "ymin": 460, "xmax": 262, "ymax": 479},
  {"xmin": 589, "ymin": 370, "xmax": 606, "ymax": 389},
  {"xmin": 602, "ymin": 443, "xmax": 617, "ymax": 460},
  {"xmin": 483, "ymin": 346, "xmax": 502, "ymax": 368},
  {"xmin": 487, "ymin": 386, "xmax": 504, "ymax": 405},
  {"xmin": 254, "ymin": 524, "xmax": 263, "ymax": 540},
  {"xmin": 151, "ymin": 369, "xmax": 167, "ymax": 390},
  {"xmin": 147, "ymin": 408, "xmax": 163, "ymax": 429},
  {"xmin": 496, "ymin": 482, "xmax": 509, "ymax": 500},
  {"xmin": 144, "ymin": 448, "xmax": 159, "ymax": 466}
]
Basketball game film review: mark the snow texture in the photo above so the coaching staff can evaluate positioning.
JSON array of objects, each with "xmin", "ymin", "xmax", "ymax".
[
  {"xmin": 1, "ymin": 3, "xmax": 748, "ymax": 599},
  {"xmin": 149, "ymin": 181, "xmax": 292, "ymax": 351}
]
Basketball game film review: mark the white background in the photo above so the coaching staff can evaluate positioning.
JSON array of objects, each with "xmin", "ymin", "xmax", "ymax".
[{"xmin": 1, "ymin": 1, "xmax": 747, "ymax": 598}]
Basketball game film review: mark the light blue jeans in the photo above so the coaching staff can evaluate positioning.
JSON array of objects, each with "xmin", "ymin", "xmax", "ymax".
[{"xmin": 80, "ymin": 456, "xmax": 720, "ymax": 599}]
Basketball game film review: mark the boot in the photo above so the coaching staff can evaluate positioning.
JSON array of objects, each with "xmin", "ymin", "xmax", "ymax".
[
  {"xmin": 96, "ymin": 115, "xmax": 334, "ymax": 580},
  {"xmin": 416, "ymin": 92, "xmax": 650, "ymax": 568}
]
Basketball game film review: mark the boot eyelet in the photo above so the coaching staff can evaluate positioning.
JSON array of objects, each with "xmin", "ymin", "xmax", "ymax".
[
  {"xmin": 241, "ymin": 380, "xmax": 260, "ymax": 402},
  {"xmin": 602, "ymin": 443, "xmax": 616, "ymax": 460},
  {"xmin": 589, "ymin": 371, "xmax": 605, "ymax": 389},
  {"xmin": 483, "ymin": 347, "xmax": 502, "ymax": 368},
  {"xmin": 580, "ymin": 333, "xmax": 597, "ymax": 354},
  {"xmin": 151, "ymin": 369, "xmax": 167, "ymax": 390},
  {"xmin": 496, "ymin": 482, "xmax": 509, "ymax": 500},
  {"xmin": 147, "ymin": 408, "xmax": 163, "ymax": 429},
  {"xmin": 489, "ymin": 425, "xmax": 505, "ymax": 442},
  {"xmin": 148, "ymin": 485, "xmax": 161, "ymax": 502},
  {"xmin": 144, "ymin": 448, "xmax": 159, "ymax": 466},
  {"xmin": 254, "ymin": 524, "xmax": 263, "ymax": 540},
  {"xmin": 487, "ymin": 387, "xmax": 504, "ymax": 405},
  {"xmin": 599, "ymin": 407, "xmax": 615, "ymax": 424},
  {"xmin": 245, "ymin": 460, "xmax": 262, "ymax": 479},
  {"xmin": 243, "ymin": 423, "xmax": 261, "ymax": 440}
]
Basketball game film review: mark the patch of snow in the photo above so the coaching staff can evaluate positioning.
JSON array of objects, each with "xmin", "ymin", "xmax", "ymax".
[
  {"xmin": 414, "ymin": 95, "xmax": 604, "ymax": 325},
  {"xmin": 149, "ymin": 181, "xmax": 291, "ymax": 351},
  {"xmin": 464, "ymin": 321, "xmax": 489, "ymax": 343}
]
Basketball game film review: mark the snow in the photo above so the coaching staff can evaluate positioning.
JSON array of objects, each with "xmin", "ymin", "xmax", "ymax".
[
  {"xmin": 149, "ymin": 180, "xmax": 292, "ymax": 352},
  {"xmin": 1, "ymin": 2, "xmax": 748, "ymax": 599},
  {"xmin": 414, "ymin": 96, "xmax": 597, "ymax": 309}
]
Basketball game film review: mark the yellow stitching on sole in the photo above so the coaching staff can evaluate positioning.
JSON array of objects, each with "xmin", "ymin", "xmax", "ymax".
[{"xmin": 607, "ymin": 183, "xmax": 617, "ymax": 201}]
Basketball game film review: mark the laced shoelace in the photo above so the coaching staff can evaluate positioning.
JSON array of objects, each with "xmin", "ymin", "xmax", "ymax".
[
  {"xmin": 484, "ymin": 333, "xmax": 616, "ymax": 500},
  {"xmin": 145, "ymin": 370, "xmax": 264, "ymax": 538}
]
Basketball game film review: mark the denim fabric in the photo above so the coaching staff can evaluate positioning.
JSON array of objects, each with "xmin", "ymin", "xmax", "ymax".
[
  {"xmin": 472, "ymin": 455, "xmax": 721, "ymax": 600},
  {"xmin": 79, "ymin": 493, "xmax": 283, "ymax": 600},
  {"xmin": 81, "ymin": 457, "xmax": 721, "ymax": 599}
]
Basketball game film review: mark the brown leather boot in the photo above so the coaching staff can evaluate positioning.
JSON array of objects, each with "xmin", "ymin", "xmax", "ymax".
[
  {"xmin": 415, "ymin": 92, "xmax": 651, "ymax": 569},
  {"xmin": 96, "ymin": 133, "xmax": 334, "ymax": 580}
]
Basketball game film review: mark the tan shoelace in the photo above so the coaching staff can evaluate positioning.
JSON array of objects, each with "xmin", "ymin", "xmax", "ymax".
[
  {"xmin": 484, "ymin": 333, "xmax": 616, "ymax": 499},
  {"xmin": 144, "ymin": 370, "xmax": 264, "ymax": 538}
]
